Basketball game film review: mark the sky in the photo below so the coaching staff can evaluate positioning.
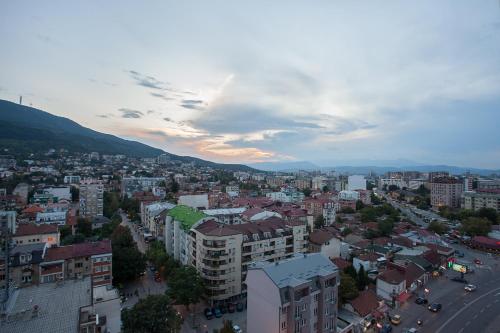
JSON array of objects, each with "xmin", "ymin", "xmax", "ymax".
[{"xmin": 1, "ymin": 1, "xmax": 500, "ymax": 168}]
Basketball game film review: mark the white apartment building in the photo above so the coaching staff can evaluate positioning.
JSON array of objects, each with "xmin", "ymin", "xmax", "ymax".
[
  {"xmin": 378, "ymin": 178, "xmax": 408, "ymax": 189},
  {"xmin": 246, "ymin": 253, "xmax": 339, "ymax": 333},
  {"xmin": 79, "ymin": 181, "xmax": 104, "ymax": 219},
  {"xmin": 202, "ymin": 207, "xmax": 247, "ymax": 225},
  {"xmin": 338, "ymin": 190, "xmax": 360, "ymax": 201},
  {"xmin": 142, "ymin": 202, "xmax": 176, "ymax": 237},
  {"xmin": 64, "ymin": 175, "xmax": 81, "ymax": 184},
  {"xmin": 348, "ymin": 175, "xmax": 366, "ymax": 191},
  {"xmin": 462, "ymin": 191, "xmax": 500, "ymax": 213},
  {"xmin": 0, "ymin": 210, "xmax": 17, "ymax": 234},
  {"xmin": 36, "ymin": 211, "xmax": 67, "ymax": 225},
  {"xmin": 312, "ymin": 177, "xmax": 327, "ymax": 190},
  {"xmin": 178, "ymin": 194, "xmax": 209, "ymax": 209}
]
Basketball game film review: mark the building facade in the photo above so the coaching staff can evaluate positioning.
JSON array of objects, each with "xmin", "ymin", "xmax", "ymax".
[
  {"xmin": 430, "ymin": 177, "xmax": 464, "ymax": 208},
  {"xmin": 79, "ymin": 181, "xmax": 104, "ymax": 219},
  {"xmin": 246, "ymin": 253, "xmax": 339, "ymax": 333}
]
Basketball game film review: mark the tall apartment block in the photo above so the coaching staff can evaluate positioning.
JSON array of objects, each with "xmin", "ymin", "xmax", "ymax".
[
  {"xmin": 462, "ymin": 191, "xmax": 500, "ymax": 213},
  {"xmin": 430, "ymin": 176, "xmax": 463, "ymax": 209},
  {"xmin": 246, "ymin": 253, "xmax": 339, "ymax": 333},
  {"xmin": 79, "ymin": 180, "xmax": 104, "ymax": 219}
]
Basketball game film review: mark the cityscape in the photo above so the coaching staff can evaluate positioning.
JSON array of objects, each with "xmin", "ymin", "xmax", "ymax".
[{"xmin": 1, "ymin": 2, "xmax": 500, "ymax": 333}]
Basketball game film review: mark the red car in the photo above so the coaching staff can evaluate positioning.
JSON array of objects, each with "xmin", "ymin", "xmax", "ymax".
[{"xmin": 474, "ymin": 259, "xmax": 483, "ymax": 265}]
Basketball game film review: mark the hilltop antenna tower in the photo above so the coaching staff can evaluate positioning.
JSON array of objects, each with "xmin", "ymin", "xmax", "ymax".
[{"xmin": 19, "ymin": 95, "xmax": 22, "ymax": 105}]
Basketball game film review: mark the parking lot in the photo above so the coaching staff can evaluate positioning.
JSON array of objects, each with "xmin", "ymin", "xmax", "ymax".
[{"xmin": 181, "ymin": 303, "xmax": 247, "ymax": 333}]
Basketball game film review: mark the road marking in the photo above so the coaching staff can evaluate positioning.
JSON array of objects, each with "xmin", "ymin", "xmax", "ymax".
[
  {"xmin": 436, "ymin": 285, "xmax": 500, "ymax": 333},
  {"xmin": 465, "ymin": 321, "xmax": 471, "ymax": 326}
]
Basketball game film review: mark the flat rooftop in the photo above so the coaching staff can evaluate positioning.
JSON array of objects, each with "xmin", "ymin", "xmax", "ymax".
[{"xmin": 1, "ymin": 277, "xmax": 92, "ymax": 333}]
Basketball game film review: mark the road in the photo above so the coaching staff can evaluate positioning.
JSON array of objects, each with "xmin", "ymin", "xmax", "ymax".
[
  {"xmin": 391, "ymin": 241, "xmax": 500, "ymax": 333},
  {"xmin": 120, "ymin": 213, "xmax": 167, "ymax": 309}
]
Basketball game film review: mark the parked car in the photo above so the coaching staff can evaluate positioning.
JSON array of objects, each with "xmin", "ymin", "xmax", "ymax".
[
  {"xmin": 428, "ymin": 303, "xmax": 442, "ymax": 312},
  {"xmin": 390, "ymin": 314, "xmax": 402, "ymax": 325},
  {"xmin": 233, "ymin": 325, "xmax": 243, "ymax": 333},
  {"xmin": 380, "ymin": 324, "xmax": 393, "ymax": 333},
  {"xmin": 451, "ymin": 276, "xmax": 468, "ymax": 283},
  {"xmin": 464, "ymin": 284, "xmax": 477, "ymax": 292},
  {"xmin": 415, "ymin": 297, "xmax": 428, "ymax": 305},
  {"xmin": 236, "ymin": 302, "xmax": 244, "ymax": 312},
  {"xmin": 213, "ymin": 307, "xmax": 222, "ymax": 318},
  {"xmin": 228, "ymin": 303, "xmax": 236, "ymax": 313},
  {"xmin": 474, "ymin": 259, "xmax": 483, "ymax": 265},
  {"xmin": 220, "ymin": 304, "xmax": 227, "ymax": 314},
  {"xmin": 204, "ymin": 308, "xmax": 214, "ymax": 320}
]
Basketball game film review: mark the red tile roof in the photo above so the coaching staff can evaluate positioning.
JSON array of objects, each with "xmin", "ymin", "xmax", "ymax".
[
  {"xmin": 15, "ymin": 223, "xmax": 58, "ymax": 236},
  {"xmin": 44, "ymin": 240, "xmax": 111, "ymax": 261},
  {"xmin": 22, "ymin": 205, "xmax": 45, "ymax": 214},
  {"xmin": 349, "ymin": 290, "xmax": 380, "ymax": 317},
  {"xmin": 331, "ymin": 257, "xmax": 351, "ymax": 271},
  {"xmin": 378, "ymin": 269, "xmax": 405, "ymax": 285}
]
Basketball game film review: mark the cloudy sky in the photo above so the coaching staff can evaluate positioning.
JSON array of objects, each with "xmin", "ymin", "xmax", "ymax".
[{"xmin": 1, "ymin": 1, "xmax": 500, "ymax": 168}]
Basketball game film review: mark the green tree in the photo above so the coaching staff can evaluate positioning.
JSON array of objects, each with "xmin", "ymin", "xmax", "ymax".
[
  {"xmin": 103, "ymin": 191, "xmax": 121, "ymax": 218},
  {"xmin": 322, "ymin": 185, "xmax": 329, "ymax": 193},
  {"xmin": 476, "ymin": 207, "xmax": 498, "ymax": 224},
  {"xmin": 460, "ymin": 217, "xmax": 492, "ymax": 236},
  {"xmin": 335, "ymin": 215, "xmax": 343, "ymax": 224},
  {"xmin": 341, "ymin": 227, "xmax": 352, "ymax": 237},
  {"xmin": 70, "ymin": 186, "xmax": 79, "ymax": 202},
  {"xmin": 111, "ymin": 226, "xmax": 146, "ymax": 283},
  {"xmin": 370, "ymin": 192, "xmax": 382, "ymax": 205},
  {"xmin": 360, "ymin": 207, "xmax": 377, "ymax": 223},
  {"xmin": 122, "ymin": 295, "xmax": 182, "ymax": 333},
  {"xmin": 302, "ymin": 188, "xmax": 312, "ymax": 197},
  {"xmin": 341, "ymin": 207, "xmax": 355, "ymax": 214},
  {"xmin": 314, "ymin": 215, "xmax": 325, "ymax": 229},
  {"xmin": 355, "ymin": 200, "xmax": 365, "ymax": 210},
  {"xmin": 427, "ymin": 221, "xmax": 448, "ymax": 235},
  {"xmin": 167, "ymin": 266, "xmax": 205, "ymax": 310},
  {"xmin": 378, "ymin": 218, "xmax": 394, "ymax": 237},
  {"xmin": 339, "ymin": 273, "xmax": 359, "ymax": 304},
  {"xmin": 356, "ymin": 265, "xmax": 369, "ymax": 291},
  {"xmin": 343, "ymin": 265, "xmax": 357, "ymax": 280},
  {"xmin": 76, "ymin": 217, "xmax": 92, "ymax": 237},
  {"xmin": 59, "ymin": 225, "xmax": 72, "ymax": 239}
]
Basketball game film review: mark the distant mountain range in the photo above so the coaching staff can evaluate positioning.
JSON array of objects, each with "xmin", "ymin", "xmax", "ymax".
[
  {"xmin": 0, "ymin": 99, "xmax": 256, "ymax": 172},
  {"xmin": 248, "ymin": 161, "xmax": 500, "ymax": 176}
]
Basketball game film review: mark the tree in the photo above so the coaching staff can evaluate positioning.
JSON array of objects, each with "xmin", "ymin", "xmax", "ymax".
[
  {"xmin": 59, "ymin": 225, "xmax": 72, "ymax": 239},
  {"xmin": 356, "ymin": 265, "xmax": 369, "ymax": 291},
  {"xmin": 343, "ymin": 265, "xmax": 357, "ymax": 280},
  {"xmin": 322, "ymin": 185, "xmax": 330, "ymax": 193},
  {"xmin": 460, "ymin": 217, "xmax": 492, "ymax": 236},
  {"xmin": 76, "ymin": 217, "xmax": 92, "ymax": 237},
  {"xmin": 341, "ymin": 227, "xmax": 352, "ymax": 237},
  {"xmin": 370, "ymin": 192, "xmax": 382, "ymax": 205},
  {"xmin": 111, "ymin": 226, "xmax": 146, "ymax": 283},
  {"xmin": 122, "ymin": 295, "xmax": 182, "ymax": 333},
  {"xmin": 341, "ymin": 207, "xmax": 355, "ymax": 214},
  {"xmin": 388, "ymin": 185, "xmax": 399, "ymax": 192},
  {"xmin": 103, "ymin": 191, "xmax": 121, "ymax": 218},
  {"xmin": 335, "ymin": 215, "xmax": 343, "ymax": 224},
  {"xmin": 339, "ymin": 273, "xmax": 359, "ymax": 304},
  {"xmin": 476, "ymin": 207, "xmax": 498, "ymax": 224},
  {"xmin": 314, "ymin": 215, "xmax": 325, "ymax": 229},
  {"xmin": 70, "ymin": 186, "xmax": 79, "ymax": 202},
  {"xmin": 360, "ymin": 207, "xmax": 377, "ymax": 223},
  {"xmin": 356, "ymin": 200, "xmax": 365, "ymax": 210},
  {"xmin": 427, "ymin": 221, "xmax": 448, "ymax": 235},
  {"xmin": 302, "ymin": 188, "xmax": 312, "ymax": 197},
  {"xmin": 378, "ymin": 218, "xmax": 394, "ymax": 237},
  {"xmin": 168, "ymin": 266, "xmax": 205, "ymax": 310}
]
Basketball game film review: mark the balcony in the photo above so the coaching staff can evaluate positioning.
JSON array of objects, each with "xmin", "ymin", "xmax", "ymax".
[{"xmin": 202, "ymin": 240, "xmax": 226, "ymax": 249}]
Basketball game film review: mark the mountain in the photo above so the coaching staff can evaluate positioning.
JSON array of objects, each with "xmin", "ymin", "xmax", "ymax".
[
  {"xmin": 248, "ymin": 161, "xmax": 320, "ymax": 172},
  {"xmin": 0, "ymin": 99, "xmax": 256, "ymax": 172}
]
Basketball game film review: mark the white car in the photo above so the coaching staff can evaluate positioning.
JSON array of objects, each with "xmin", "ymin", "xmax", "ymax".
[
  {"xmin": 233, "ymin": 325, "xmax": 243, "ymax": 333},
  {"xmin": 464, "ymin": 284, "xmax": 477, "ymax": 292}
]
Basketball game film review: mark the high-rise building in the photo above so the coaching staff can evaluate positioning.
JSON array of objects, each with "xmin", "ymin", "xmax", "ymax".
[
  {"xmin": 246, "ymin": 253, "xmax": 339, "ymax": 333},
  {"xmin": 79, "ymin": 180, "xmax": 104, "ymax": 219},
  {"xmin": 348, "ymin": 175, "xmax": 366, "ymax": 191},
  {"xmin": 462, "ymin": 190, "xmax": 500, "ymax": 213},
  {"xmin": 430, "ymin": 177, "xmax": 463, "ymax": 209}
]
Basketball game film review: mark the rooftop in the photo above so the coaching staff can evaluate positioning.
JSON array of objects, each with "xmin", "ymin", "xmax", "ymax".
[
  {"xmin": 15, "ymin": 223, "xmax": 58, "ymax": 236},
  {"xmin": 45, "ymin": 240, "xmax": 111, "ymax": 261},
  {"xmin": 1, "ymin": 277, "xmax": 92, "ymax": 333},
  {"xmin": 250, "ymin": 253, "xmax": 338, "ymax": 288},
  {"xmin": 167, "ymin": 205, "xmax": 206, "ymax": 230}
]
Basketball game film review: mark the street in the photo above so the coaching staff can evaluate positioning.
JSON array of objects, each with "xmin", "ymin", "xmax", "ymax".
[
  {"xmin": 120, "ymin": 213, "xmax": 168, "ymax": 309},
  {"xmin": 391, "ymin": 242, "xmax": 500, "ymax": 333}
]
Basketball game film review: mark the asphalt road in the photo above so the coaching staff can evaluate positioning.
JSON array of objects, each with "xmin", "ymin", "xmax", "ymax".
[
  {"xmin": 120, "ymin": 213, "xmax": 167, "ymax": 309},
  {"xmin": 391, "ymin": 242, "xmax": 500, "ymax": 333}
]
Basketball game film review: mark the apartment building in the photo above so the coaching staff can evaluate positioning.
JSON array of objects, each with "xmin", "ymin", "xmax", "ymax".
[
  {"xmin": 0, "ymin": 210, "xmax": 17, "ymax": 234},
  {"xmin": 348, "ymin": 175, "xmax": 366, "ymax": 191},
  {"xmin": 202, "ymin": 207, "xmax": 247, "ymax": 225},
  {"xmin": 462, "ymin": 190, "xmax": 500, "ymax": 212},
  {"xmin": 40, "ymin": 240, "xmax": 112, "ymax": 287},
  {"xmin": 141, "ymin": 201, "xmax": 176, "ymax": 237},
  {"xmin": 430, "ymin": 176, "xmax": 464, "ymax": 208},
  {"xmin": 165, "ymin": 205, "xmax": 210, "ymax": 265},
  {"xmin": 246, "ymin": 253, "xmax": 339, "ymax": 333},
  {"xmin": 191, "ymin": 217, "xmax": 308, "ymax": 303},
  {"xmin": 121, "ymin": 177, "xmax": 165, "ymax": 197},
  {"xmin": 79, "ymin": 180, "xmax": 104, "ymax": 219},
  {"xmin": 294, "ymin": 178, "xmax": 312, "ymax": 190}
]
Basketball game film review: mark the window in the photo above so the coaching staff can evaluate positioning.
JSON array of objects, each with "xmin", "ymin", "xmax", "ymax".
[
  {"xmin": 75, "ymin": 262, "xmax": 83, "ymax": 268},
  {"xmin": 102, "ymin": 265, "xmax": 109, "ymax": 272},
  {"xmin": 281, "ymin": 322, "xmax": 287, "ymax": 330},
  {"xmin": 95, "ymin": 266, "xmax": 102, "ymax": 273}
]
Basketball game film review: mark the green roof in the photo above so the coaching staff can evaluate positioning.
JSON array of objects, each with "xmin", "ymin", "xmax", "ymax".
[{"xmin": 168, "ymin": 205, "xmax": 206, "ymax": 230}]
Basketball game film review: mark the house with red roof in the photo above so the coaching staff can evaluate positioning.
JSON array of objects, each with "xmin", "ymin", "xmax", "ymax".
[
  {"xmin": 40, "ymin": 240, "xmax": 112, "ymax": 287},
  {"xmin": 13, "ymin": 223, "xmax": 60, "ymax": 247}
]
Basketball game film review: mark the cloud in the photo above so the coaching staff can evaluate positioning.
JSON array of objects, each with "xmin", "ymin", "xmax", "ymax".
[
  {"xmin": 128, "ymin": 70, "xmax": 168, "ymax": 90},
  {"xmin": 118, "ymin": 108, "xmax": 144, "ymax": 118},
  {"xmin": 151, "ymin": 92, "xmax": 174, "ymax": 101}
]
